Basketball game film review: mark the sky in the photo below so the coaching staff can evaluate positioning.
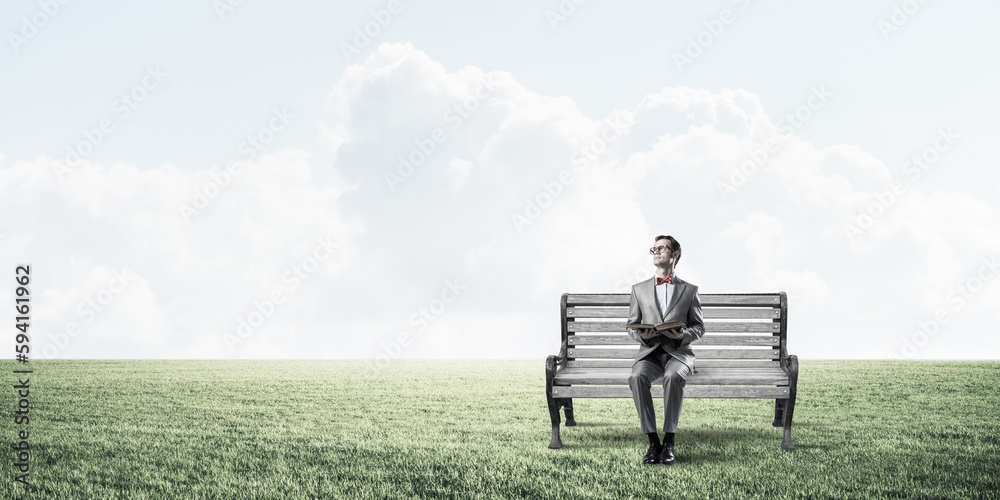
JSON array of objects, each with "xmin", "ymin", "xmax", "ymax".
[{"xmin": 1, "ymin": 0, "xmax": 998, "ymax": 360}]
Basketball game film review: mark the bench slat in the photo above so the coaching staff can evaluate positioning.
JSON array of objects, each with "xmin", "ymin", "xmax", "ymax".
[
  {"xmin": 566, "ymin": 294, "xmax": 781, "ymax": 307},
  {"xmin": 554, "ymin": 369, "xmax": 788, "ymax": 386},
  {"xmin": 558, "ymin": 367, "xmax": 785, "ymax": 375},
  {"xmin": 565, "ymin": 359, "xmax": 781, "ymax": 368},
  {"xmin": 567, "ymin": 307, "xmax": 780, "ymax": 319},
  {"xmin": 567, "ymin": 348, "xmax": 777, "ymax": 359},
  {"xmin": 568, "ymin": 321, "xmax": 779, "ymax": 333},
  {"xmin": 568, "ymin": 334, "xmax": 780, "ymax": 346},
  {"xmin": 566, "ymin": 307, "xmax": 628, "ymax": 318},
  {"xmin": 551, "ymin": 385, "xmax": 790, "ymax": 398}
]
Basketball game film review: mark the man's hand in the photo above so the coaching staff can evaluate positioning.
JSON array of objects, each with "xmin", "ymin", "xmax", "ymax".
[
  {"xmin": 662, "ymin": 327, "xmax": 684, "ymax": 340},
  {"xmin": 637, "ymin": 328, "xmax": 657, "ymax": 340}
]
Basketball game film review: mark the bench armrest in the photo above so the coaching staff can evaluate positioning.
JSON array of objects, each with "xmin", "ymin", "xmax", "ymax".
[
  {"xmin": 546, "ymin": 353, "xmax": 565, "ymax": 381},
  {"xmin": 780, "ymin": 350, "xmax": 797, "ymax": 374},
  {"xmin": 547, "ymin": 344, "xmax": 567, "ymax": 374}
]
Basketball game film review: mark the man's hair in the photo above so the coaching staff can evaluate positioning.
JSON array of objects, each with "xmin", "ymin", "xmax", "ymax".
[{"xmin": 654, "ymin": 234, "xmax": 681, "ymax": 265}]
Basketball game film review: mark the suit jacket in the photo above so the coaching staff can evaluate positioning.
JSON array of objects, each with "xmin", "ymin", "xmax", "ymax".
[{"xmin": 626, "ymin": 276, "xmax": 705, "ymax": 373}]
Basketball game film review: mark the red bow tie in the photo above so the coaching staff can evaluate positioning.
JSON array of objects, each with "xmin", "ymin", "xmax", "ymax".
[{"xmin": 656, "ymin": 275, "xmax": 673, "ymax": 285}]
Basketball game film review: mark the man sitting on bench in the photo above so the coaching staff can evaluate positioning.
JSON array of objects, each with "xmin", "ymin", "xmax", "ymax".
[{"xmin": 626, "ymin": 234, "xmax": 705, "ymax": 466}]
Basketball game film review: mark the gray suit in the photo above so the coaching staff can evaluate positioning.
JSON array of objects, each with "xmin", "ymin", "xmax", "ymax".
[{"xmin": 626, "ymin": 276, "xmax": 705, "ymax": 434}]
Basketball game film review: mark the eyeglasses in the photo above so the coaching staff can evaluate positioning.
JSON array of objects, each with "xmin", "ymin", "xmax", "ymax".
[{"xmin": 650, "ymin": 245, "xmax": 673, "ymax": 255}]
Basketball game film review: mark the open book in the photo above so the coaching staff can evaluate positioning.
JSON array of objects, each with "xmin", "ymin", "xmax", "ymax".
[{"xmin": 626, "ymin": 321, "xmax": 685, "ymax": 333}]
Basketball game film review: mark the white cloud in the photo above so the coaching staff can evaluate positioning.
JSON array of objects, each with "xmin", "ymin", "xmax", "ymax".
[
  {"xmin": 0, "ymin": 149, "xmax": 359, "ymax": 358},
  {"xmin": 445, "ymin": 158, "xmax": 473, "ymax": 191}
]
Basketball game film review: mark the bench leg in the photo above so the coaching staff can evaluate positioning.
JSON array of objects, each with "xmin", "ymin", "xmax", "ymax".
[
  {"xmin": 781, "ymin": 355, "xmax": 799, "ymax": 451},
  {"xmin": 545, "ymin": 355, "xmax": 563, "ymax": 449},
  {"xmin": 773, "ymin": 399, "xmax": 785, "ymax": 427},
  {"xmin": 547, "ymin": 396, "xmax": 563, "ymax": 449},
  {"xmin": 564, "ymin": 398, "xmax": 576, "ymax": 426}
]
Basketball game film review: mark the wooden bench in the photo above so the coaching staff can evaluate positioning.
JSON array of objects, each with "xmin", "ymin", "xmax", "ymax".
[{"xmin": 545, "ymin": 292, "xmax": 799, "ymax": 451}]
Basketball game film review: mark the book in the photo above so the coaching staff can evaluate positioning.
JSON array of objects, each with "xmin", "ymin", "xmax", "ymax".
[{"xmin": 626, "ymin": 321, "xmax": 685, "ymax": 332}]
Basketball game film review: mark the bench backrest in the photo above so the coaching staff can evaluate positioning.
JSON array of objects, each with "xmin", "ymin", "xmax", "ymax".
[{"xmin": 560, "ymin": 293, "xmax": 788, "ymax": 369}]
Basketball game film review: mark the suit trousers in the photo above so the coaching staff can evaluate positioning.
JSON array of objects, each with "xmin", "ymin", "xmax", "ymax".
[{"xmin": 628, "ymin": 344, "xmax": 691, "ymax": 434}]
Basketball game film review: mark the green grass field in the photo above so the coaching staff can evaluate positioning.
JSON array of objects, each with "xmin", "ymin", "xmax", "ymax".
[{"xmin": 2, "ymin": 360, "xmax": 998, "ymax": 499}]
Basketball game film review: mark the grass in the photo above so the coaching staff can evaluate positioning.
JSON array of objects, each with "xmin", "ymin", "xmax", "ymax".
[{"xmin": 1, "ymin": 359, "xmax": 998, "ymax": 499}]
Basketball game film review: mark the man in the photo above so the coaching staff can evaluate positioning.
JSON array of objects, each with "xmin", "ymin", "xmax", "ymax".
[{"xmin": 626, "ymin": 235, "xmax": 705, "ymax": 466}]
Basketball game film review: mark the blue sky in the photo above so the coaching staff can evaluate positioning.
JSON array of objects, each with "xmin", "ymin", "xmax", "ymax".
[{"xmin": 2, "ymin": 1, "xmax": 998, "ymax": 360}]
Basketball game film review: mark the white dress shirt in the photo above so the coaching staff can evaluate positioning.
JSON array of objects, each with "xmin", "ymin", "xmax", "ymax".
[{"xmin": 654, "ymin": 274, "xmax": 675, "ymax": 320}]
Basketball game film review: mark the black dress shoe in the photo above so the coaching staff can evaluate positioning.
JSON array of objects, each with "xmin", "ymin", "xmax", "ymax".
[
  {"xmin": 657, "ymin": 443, "xmax": 675, "ymax": 465},
  {"xmin": 642, "ymin": 443, "xmax": 661, "ymax": 465}
]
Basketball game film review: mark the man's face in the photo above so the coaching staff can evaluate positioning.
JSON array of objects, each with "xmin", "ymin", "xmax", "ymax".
[{"xmin": 651, "ymin": 239, "xmax": 675, "ymax": 267}]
